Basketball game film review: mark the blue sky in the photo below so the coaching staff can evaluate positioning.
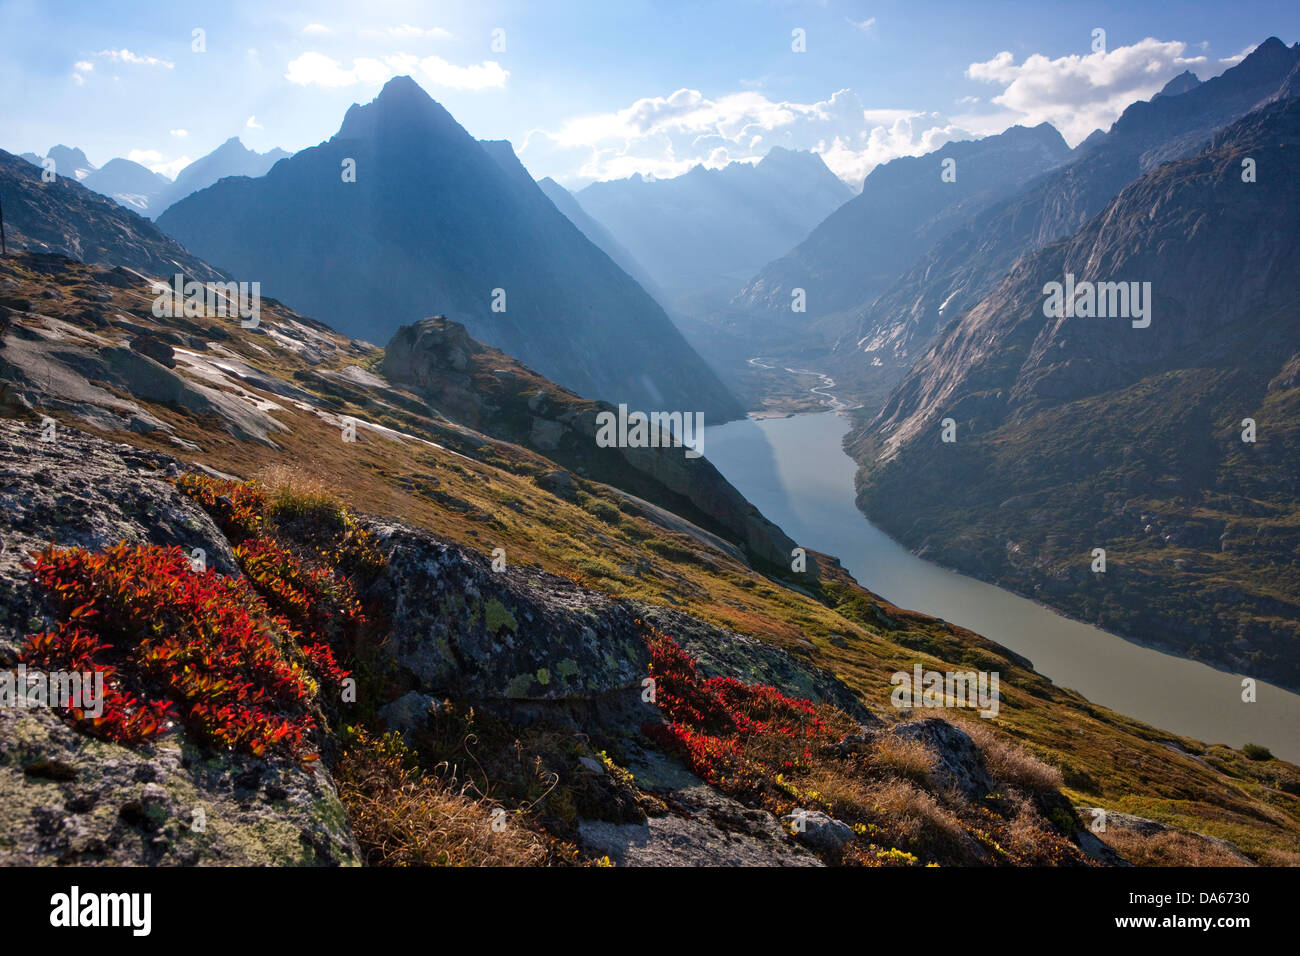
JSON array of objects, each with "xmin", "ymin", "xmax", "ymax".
[{"xmin": 1, "ymin": 0, "xmax": 1296, "ymax": 187}]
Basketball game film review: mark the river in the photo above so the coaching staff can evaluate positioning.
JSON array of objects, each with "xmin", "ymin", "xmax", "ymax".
[{"xmin": 704, "ymin": 409, "xmax": 1300, "ymax": 762}]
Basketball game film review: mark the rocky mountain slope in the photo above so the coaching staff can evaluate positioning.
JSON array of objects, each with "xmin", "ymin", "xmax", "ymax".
[
  {"xmin": 0, "ymin": 150, "xmax": 223, "ymax": 281},
  {"xmin": 1, "ymin": 246, "xmax": 1297, "ymax": 865},
  {"xmin": 850, "ymin": 96, "xmax": 1300, "ymax": 689},
  {"xmin": 576, "ymin": 148, "xmax": 852, "ymax": 311},
  {"xmin": 155, "ymin": 76, "xmax": 741, "ymax": 421},
  {"xmin": 834, "ymin": 37, "xmax": 1300, "ymax": 407},
  {"xmin": 383, "ymin": 316, "xmax": 796, "ymax": 568}
]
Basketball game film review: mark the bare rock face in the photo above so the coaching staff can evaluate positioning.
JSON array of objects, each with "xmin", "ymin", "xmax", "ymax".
[
  {"xmin": 578, "ymin": 746, "xmax": 822, "ymax": 867},
  {"xmin": 0, "ymin": 706, "xmax": 359, "ymax": 866},
  {"xmin": 783, "ymin": 809, "xmax": 855, "ymax": 855},
  {"xmin": 364, "ymin": 520, "xmax": 650, "ymax": 702}
]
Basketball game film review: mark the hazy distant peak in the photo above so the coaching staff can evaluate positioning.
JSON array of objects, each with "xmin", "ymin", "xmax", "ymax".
[
  {"xmin": 45, "ymin": 144, "xmax": 96, "ymax": 179},
  {"xmin": 376, "ymin": 73, "xmax": 428, "ymax": 101},
  {"xmin": 47, "ymin": 144, "xmax": 93, "ymax": 167},
  {"xmin": 756, "ymin": 145, "xmax": 823, "ymax": 167},
  {"xmin": 1077, "ymin": 128, "xmax": 1109, "ymax": 151},
  {"xmin": 1155, "ymin": 70, "xmax": 1202, "ymax": 99}
]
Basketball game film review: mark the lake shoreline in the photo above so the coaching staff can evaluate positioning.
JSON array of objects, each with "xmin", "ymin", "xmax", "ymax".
[{"xmin": 705, "ymin": 408, "xmax": 1300, "ymax": 762}]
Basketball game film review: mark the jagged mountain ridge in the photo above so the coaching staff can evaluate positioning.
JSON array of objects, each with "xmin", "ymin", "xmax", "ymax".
[
  {"xmin": 834, "ymin": 38, "xmax": 1300, "ymax": 404},
  {"xmin": 147, "ymin": 137, "xmax": 290, "ymax": 217},
  {"xmin": 156, "ymin": 76, "xmax": 742, "ymax": 421},
  {"xmin": 19, "ymin": 138, "xmax": 289, "ymax": 217}
]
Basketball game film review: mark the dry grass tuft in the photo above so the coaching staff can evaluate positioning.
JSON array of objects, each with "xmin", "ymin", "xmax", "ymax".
[
  {"xmin": 867, "ymin": 733, "xmax": 936, "ymax": 785},
  {"xmin": 858, "ymin": 777, "xmax": 982, "ymax": 864},
  {"xmin": 254, "ymin": 463, "xmax": 344, "ymax": 517},
  {"xmin": 336, "ymin": 729, "xmax": 548, "ymax": 867},
  {"xmin": 1100, "ymin": 827, "xmax": 1254, "ymax": 867},
  {"xmin": 960, "ymin": 720, "xmax": 1064, "ymax": 794}
]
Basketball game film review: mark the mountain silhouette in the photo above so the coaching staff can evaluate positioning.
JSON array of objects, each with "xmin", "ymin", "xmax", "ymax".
[{"xmin": 157, "ymin": 76, "xmax": 741, "ymax": 419}]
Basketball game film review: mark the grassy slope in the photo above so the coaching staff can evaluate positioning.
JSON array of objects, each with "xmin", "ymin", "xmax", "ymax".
[{"xmin": 2, "ymin": 254, "xmax": 1298, "ymax": 863}]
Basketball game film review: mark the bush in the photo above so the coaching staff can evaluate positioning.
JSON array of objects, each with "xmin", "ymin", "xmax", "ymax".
[{"xmin": 1242, "ymin": 743, "xmax": 1273, "ymax": 761}]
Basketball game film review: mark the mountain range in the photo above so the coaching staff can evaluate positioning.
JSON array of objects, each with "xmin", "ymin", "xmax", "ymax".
[
  {"xmin": 733, "ymin": 122, "xmax": 1073, "ymax": 341},
  {"xmin": 156, "ymin": 76, "xmax": 742, "ymax": 420},
  {"xmin": 21, "ymin": 137, "xmax": 290, "ymax": 216},
  {"xmin": 574, "ymin": 147, "xmax": 853, "ymax": 312},
  {"xmin": 827, "ymin": 38, "xmax": 1300, "ymax": 405},
  {"xmin": 849, "ymin": 93, "xmax": 1300, "ymax": 688}
]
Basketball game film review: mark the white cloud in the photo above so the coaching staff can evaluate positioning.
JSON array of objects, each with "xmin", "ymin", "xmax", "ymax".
[
  {"xmin": 966, "ymin": 38, "xmax": 1207, "ymax": 144},
  {"xmin": 285, "ymin": 52, "xmax": 404, "ymax": 87},
  {"xmin": 1220, "ymin": 44, "xmax": 1257, "ymax": 66},
  {"xmin": 284, "ymin": 51, "xmax": 507, "ymax": 90},
  {"xmin": 417, "ymin": 55, "xmax": 508, "ymax": 90},
  {"xmin": 170, "ymin": 128, "xmax": 188, "ymax": 138},
  {"xmin": 95, "ymin": 48, "xmax": 174, "ymax": 69},
  {"xmin": 849, "ymin": 17, "xmax": 877, "ymax": 33},
  {"xmin": 127, "ymin": 149, "xmax": 191, "ymax": 178},
  {"xmin": 246, "ymin": 115, "xmax": 263, "ymax": 130},
  {"xmin": 524, "ymin": 87, "xmax": 973, "ymax": 188},
  {"xmin": 73, "ymin": 61, "xmax": 94, "ymax": 73},
  {"xmin": 361, "ymin": 25, "xmax": 454, "ymax": 40},
  {"xmin": 302, "ymin": 23, "xmax": 333, "ymax": 36},
  {"xmin": 955, "ymin": 95, "xmax": 980, "ymax": 105}
]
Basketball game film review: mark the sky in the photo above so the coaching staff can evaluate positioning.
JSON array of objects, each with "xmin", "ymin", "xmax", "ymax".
[{"xmin": 1, "ymin": 0, "xmax": 1297, "ymax": 189}]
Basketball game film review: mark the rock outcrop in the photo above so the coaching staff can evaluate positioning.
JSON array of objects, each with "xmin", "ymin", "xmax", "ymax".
[{"xmin": 384, "ymin": 316, "xmax": 802, "ymax": 570}]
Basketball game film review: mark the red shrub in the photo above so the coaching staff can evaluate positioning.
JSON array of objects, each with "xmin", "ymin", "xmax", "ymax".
[
  {"xmin": 25, "ymin": 543, "xmax": 319, "ymax": 757},
  {"xmin": 641, "ymin": 623, "xmax": 836, "ymax": 795}
]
